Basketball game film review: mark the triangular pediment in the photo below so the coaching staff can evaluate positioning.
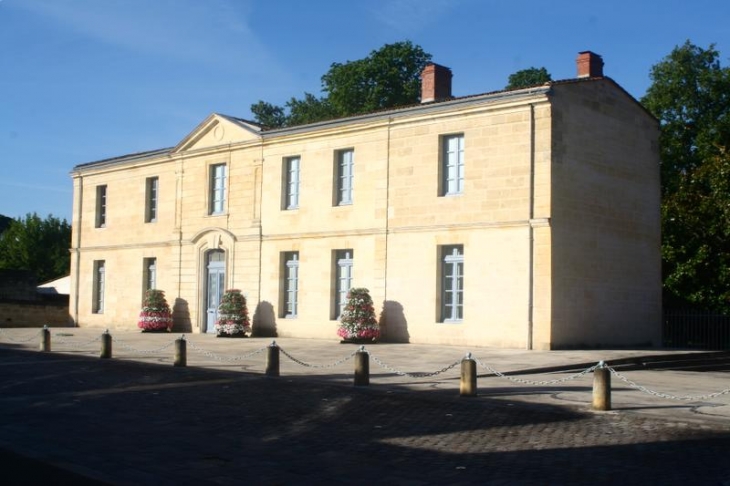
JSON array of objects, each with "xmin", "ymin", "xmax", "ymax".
[{"xmin": 172, "ymin": 114, "xmax": 262, "ymax": 153}]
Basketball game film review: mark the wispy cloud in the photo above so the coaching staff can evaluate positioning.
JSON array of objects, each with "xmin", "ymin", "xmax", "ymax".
[
  {"xmin": 368, "ymin": 0, "xmax": 461, "ymax": 33},
  {"xmin": 11, "ymin": 0, "xmax": 288, "ymax": 77}
]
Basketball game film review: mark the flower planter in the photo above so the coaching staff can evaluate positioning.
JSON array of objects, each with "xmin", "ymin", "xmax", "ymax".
[
  {"xmin": 138, "ymin": 290, "xmax": 173, "ymax": 332},
  {"xmin": 336, "ymin": 288, "xmax": 380, "ymax": 343},
  {"xmin": 215, "ymin": 289, "xmax": 251, "ymax": 338}
]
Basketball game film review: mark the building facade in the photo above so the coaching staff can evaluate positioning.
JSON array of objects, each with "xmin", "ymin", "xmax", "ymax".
[{"xmin": 69, "ymin": 52, "xmax": 661, "ymax": 349}]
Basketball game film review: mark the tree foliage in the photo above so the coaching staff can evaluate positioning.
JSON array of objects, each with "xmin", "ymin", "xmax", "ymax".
[
  {"xmin": 641, "ymin": 41, "xmax": 730, "ymax": 311},
  {"xmin": 0, "ymin": 214, "xmax": 12, "ymax": 234},
  {"xmin": 505, "ymin": 67, "xmax": 552, "ymax": 90},
  {"xmin": 250, "ymin": 41, "xmax": 432, "ymax": 128},
  {"xmin": 0, "ymin": 213, "xmax": 71, "ymax": 283}
]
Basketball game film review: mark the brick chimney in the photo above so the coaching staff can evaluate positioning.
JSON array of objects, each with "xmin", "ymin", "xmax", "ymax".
[
  {"xmin": 576, "ymin": 51, "xmax": 604, "ymax": 78},
  {"xmin": 420, "ymin": 63, "xmax": 452, "ymax": 103}
]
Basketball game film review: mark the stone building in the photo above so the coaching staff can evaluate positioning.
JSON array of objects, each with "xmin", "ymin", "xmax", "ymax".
[{"xmin": 69, "ymin": 51, "xmax": 661, "ymax": 349}]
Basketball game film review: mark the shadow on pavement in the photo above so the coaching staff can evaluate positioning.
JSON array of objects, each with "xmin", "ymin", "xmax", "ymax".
[{"xmin": 1, "ymin": 347, "xmax": 730, "ymax": 485}]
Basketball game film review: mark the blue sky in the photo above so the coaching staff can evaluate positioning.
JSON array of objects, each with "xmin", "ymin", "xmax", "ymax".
[{"xmin": 2, "ymin": 0, "xmax": 729, "ymax": 222}]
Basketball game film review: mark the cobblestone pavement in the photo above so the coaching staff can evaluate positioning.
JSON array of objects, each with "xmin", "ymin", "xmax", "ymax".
[{"xmin": 1, "ymin": 346, "xmax": 730, "ymax": 485}]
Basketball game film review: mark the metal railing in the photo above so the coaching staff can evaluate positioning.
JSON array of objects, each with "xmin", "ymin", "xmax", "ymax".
[{"xmin": 663, "ymin": 308, "xmax": 730, "ymax": 350}]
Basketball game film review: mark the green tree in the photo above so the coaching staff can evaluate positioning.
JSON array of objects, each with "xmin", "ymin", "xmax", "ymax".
[
  {"xmin": 249, "ymin": 101, "xmax": 287, "ymax": 129},
  {"xmin": 641, "ymin": 41, "xmax": 730, "ymax": 311},
  {"xmin": 505, "ymin": 67, "xmax": 552, "ymax": 90},
  {"xmin": 0, "ymin": 213, "xmax": 71, "ymax": 283},
  {"xmin": 0, "ymin": 214, "xmax": 12, "ymax": 234},
  {"xmin": 250, "ymin": 41, "xmax": 432, "ymax": 128}
]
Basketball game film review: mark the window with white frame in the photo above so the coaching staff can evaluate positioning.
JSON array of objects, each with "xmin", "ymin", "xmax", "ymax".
[
  {"xmin": 441, "ymin": 134, "xmax": 464, "ymax": 196},
  {"xmin": 209, "ymin": 163, "xmax": 227, "ymax": 215},
  {"xmin": 145, "ymin": 176, "xmax": 159, "ymax": 223},
  {"xmin": 441, "ymin": 245, "xmax": 464, "ymax": 321},
  {"xmin": 335, "ymin": 149, "xmax": 354, "ymax": 205},
  {"xmin": 95, "ymin": 185, "xmax": 107, "ymax": 228},
  {"xmin": 283, "ymin": 156, "xmax": 300, "ymax": 210},
  {"xmin": 143, "ymin": 257, "xmax": 157, "ymax": 294},
  {"xmin": 281, "ymin": 252, "xmax": 299, "ymax": 317},
  {"xmin": 333, "ymin": 249, "xmax": 354, "ymax": 319},
  {"xmin": 92, "ymin": 260, "xmax": 106, "ymax": 314}
]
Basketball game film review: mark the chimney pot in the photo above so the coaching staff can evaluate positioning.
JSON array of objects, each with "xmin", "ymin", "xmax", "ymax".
[
  {"xmin": 576, "ymin": 51, "xmax": 604, "ymax": 78},
  {"xmin": 421, "ymin": 63, "xmax": 452, "ymax": 103}
]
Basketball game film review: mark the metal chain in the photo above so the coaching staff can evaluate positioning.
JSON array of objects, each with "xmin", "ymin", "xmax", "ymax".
[
  {"xmin": 186, "ymin": 339, "xmax": 268, "ymax": 362},
  {"xmin": 51, "ymin": 333, "xmax": 102, "ymax": 348},
  {"xmin": 112, "ymin": 336, "xmax": 176, "ymax": 355},
  {"xmin": 370, "ymin": 353, "xmax": 461, "ymax": 378},
  {"xmin": 278, "ymin": 346, "xmax": 357, "ymax": 368},
  {"xmin": 608, "ymin": 366, "xmax": 730, "ymax": 402},
  {"xmin": 0, "ymin": 328, "xmax": 42, "ymax": 343},
  {"xmin": 475, "ymin": 357, "xmax": 598, "ymax": 385}
]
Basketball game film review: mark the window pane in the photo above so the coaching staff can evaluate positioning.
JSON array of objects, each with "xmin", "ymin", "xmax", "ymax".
[
  {"xmin": 443, "ymin": 135, "xmax": 464, "ymax": 195},
  {"xmin": 441, "ymin": 245, "xmax": 464, "ymax": 321},
  {"xmin": 284, "ymin": 252, "xmax": 299, "ymax": 317},
  {"xmin": 337, "ymin": 150, "xmax": 353, "ymax": 205},
  {"xmin": 286, "ymin": 157, "xmax": 300, "ymax": 209},
  {"xmin": 210, "ymin": 164, "xmax": 226, "ymax": 214}
]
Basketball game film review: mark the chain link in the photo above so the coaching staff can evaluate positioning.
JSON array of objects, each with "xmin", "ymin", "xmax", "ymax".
[
  {"xmin": 475, "ymin": 358, "xmax": 598, "ymax": 385},
  {"xmin": 51, "ymin": 333, "xmax": 102, "ymax": 348},
  {"xmin": 4, "ymin": 326, "xmax": 729, "ymax": 403},
  {"xmin": 278, "ymin": 346, "xmax": 357, "ymax": 368},
  {"xmin": 608, "ymin": 366, "xmax": 730, "ymax": 402},
  {"xmin": 186, "ymin": 339, "xmax": 268, "ymax": 362},
  {"xmin": 0, "ymin": 328, "xmax": 42, "ymax": 343},
  {"xmin": 112, "ymin": 336, "xmax": 176, "ymax": 355},
  {"xmin": 370, "ymin": 353, "xmax": 462, "ymax": 378}
]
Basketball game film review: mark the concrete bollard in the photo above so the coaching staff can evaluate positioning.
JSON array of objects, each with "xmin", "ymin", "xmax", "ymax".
[
  {"xmin": 174, "ymin": 335, "xmax": 187, "ymax": 367},
  {"xmin": 354, "ymin": 346, "xmax": 369, "ymax": 386},
  {"xmin": 460, "ymin": 353, "xmax": 477, "ymax": 397},
  {"xmin": 40, "ymin": 326, "xmax": 51, "ymax": 352},
  {"xmin": 266, "ymin": 341, "xmax": 280, "ymax": 377},
  {"xmin": 592, "ymin": 361, "xmax": 611, "ymax": 411},
  {"xmin": 100, "ymin": 330, "xmax": 112, "ymax": 359}
]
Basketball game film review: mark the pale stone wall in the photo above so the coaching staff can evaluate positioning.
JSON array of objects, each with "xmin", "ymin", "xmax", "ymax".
[
  {"xmin": 0, "ymin": 300, "xmax": 70, "ymax": 328},
  {"xmin": 549, "ymin": 80, "xmax": 661, "ymax": 348},
  {"xmin": 68, "ymin": 82, "xmax": 660, "ymax": 349}
]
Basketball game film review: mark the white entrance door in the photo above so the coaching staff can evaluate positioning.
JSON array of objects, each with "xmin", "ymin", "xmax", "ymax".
[{"xmin": 205, "ymin": 250, "xmax": 225, "ymax": 333}]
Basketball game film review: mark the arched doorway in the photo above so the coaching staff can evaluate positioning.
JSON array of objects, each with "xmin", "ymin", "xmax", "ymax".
[{"xmin": 205, "ymin": 249, "xmax": 226, "ymax": 333}]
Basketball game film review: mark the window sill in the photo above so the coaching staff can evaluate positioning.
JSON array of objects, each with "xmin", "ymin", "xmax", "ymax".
[{"xmin": 441, "ymin": 319, "xmax": 463, "ymax": 324}]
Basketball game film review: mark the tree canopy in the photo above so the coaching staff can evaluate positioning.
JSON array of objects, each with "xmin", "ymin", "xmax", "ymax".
[
  {"xmin": 505, "ymin": 67, "xmax": 552, "ymax": 90},
  {"xmin": 641, "ymin": 41, "xmax": 730, "ymax": 311},
  {"xmin": 0, "ymin": 213, "xmax": 71, "ymax": 283},
  {"xmin": 250, "ymin": 41, "xmax": 432, "ymax": 128}
]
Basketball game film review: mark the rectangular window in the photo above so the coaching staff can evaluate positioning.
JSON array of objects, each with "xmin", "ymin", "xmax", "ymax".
[
  {"xmin": 333, "ymin": 249, "xmax": 354, "ymax": 319},
  {"xmin": 145, "ymin": 177, "xmax": 159, "ymax": 223},
  {"xmin": 143, "ymin": 257, "xmax": 157, "ymax": 293},
  {"xmin": 281, "ymin": 252, "xmax": 299, "ymax": 318},
  {"xmin": 441, "ymin": 245, "xmax": 464, "ymax": 322},
  {"xmin": 335, "ymin": 149, "xmax": 354, "ymax": 205},
  {"xmin": 95, "ymin": 185, "xmax": 107, "ymax": 228},
  {"xmin": 283, "ymin": 156, "xmax": 300, "ymax": 210},
  {"xmin": 93, "ymin": 260, "xmax": 106, "ymax": 314},
  {"xmin": 441, "ymin": 134, "xmax": 465, "ymax": 196},
  {"xmin": 209, "ymin": 163, "xmax": 227, "ymax": 215}
]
